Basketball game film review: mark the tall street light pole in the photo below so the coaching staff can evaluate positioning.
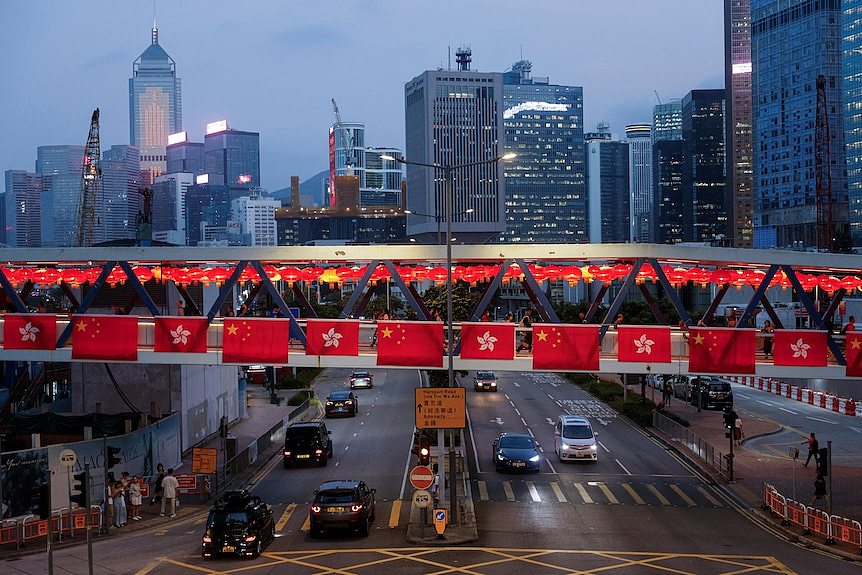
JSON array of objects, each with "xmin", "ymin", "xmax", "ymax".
[
  {"xmin": 384, "ymin": 152, "xmax": 514, "ymax": 524},
  {"xmin": 405, "ymin": 208, "xmax": 474, "ymax": 245}
]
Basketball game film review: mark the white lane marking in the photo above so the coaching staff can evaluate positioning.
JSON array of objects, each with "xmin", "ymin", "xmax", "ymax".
[
  {"xmin": 598, "ymin": 440, "xmax": 610, "ymax": 453},
  {"xmin": 597, "ymin": 419, "xmax": 609, "ymax": 426},
  {"xmin": 573, "ymin": 482, "xmax": 593, "ymax": 504},
  {"xmin": 779, "ymin": 407, "xmax": 797, "ymax": 415},
  {"xmin": 514, "ymin": 409, "xmax": 521, "ymax": 416},
  {"xmin": 509, "ymin": 401, "xmax": 516, "ymax": 407},
  {"xmin": 736, "ymin": 392, "xmax": 750, "ymax": 399},
  {"xmin": 504, "ymin": 394, "xmax": 511, "ymax": 400},
  {"xmin": 851, "ymin": 427, "xmax": 862, "ymax": 433},
  {"xmin": 555, "ymin": 401, "xmax": 563, "ymax": 408},
  {"xmin": 353, "ymin": 432, "xmax": 358, "ymax": 437},
  {"xmin": 520, "ymin": 417, "xmax": 528, "ymax": 427},
  {"xmin": 615, "ymin": 459, "xmax": 632, "ymax": 475},
  {"xmin": 547, "ymin": 394, "xmax": 555, "ymax": 400},
  {"xmin": 546, "ymin": 417, "xmax": 555, "ymax": 426},
  {"xmin": 492, "ymin": 417, "xmax": 504, "ymax": 425},
  {"xmin": 756, "ymin": 400, "xmax": 772, "ymax": 406},
  {"xmin": 527, "ymin": 482, "xmax": 541, "ymax": 502},
  {"xmin": 503, "ymin": 481, "xmax": 515, "ymax": 501},
  {"xmin": 335, "ymin": 461, "xmax": 340, "ymax": 467},
  {"xmin": 526, "ymin": 428, "xmax": 534, "ymax": 438},
  {"xmin": 806, "ymin": 416, "xmax": 837, "ymax": 425},
  {"xmin": 546, "ymin": 458, "xmax": 557, "ymax": 475},
  {"xmin": 467, "ymin": 403, "xmax": 483, "ymax": 475},
  {"xmin": 344, "ymin": 446, "xmax": 350, "ymax": 451}
]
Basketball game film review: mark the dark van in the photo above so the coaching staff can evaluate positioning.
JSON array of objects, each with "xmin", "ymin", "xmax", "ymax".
[{"xmin": 283, "ymin": 422, "xmax": 332, "ymax": 468}]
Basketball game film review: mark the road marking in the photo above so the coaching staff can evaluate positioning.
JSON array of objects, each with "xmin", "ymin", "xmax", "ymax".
[
  {"xmin": 275, "ymin": 503, "xmax": 296, "ymax": 532},
  {"xmin": 550, "ymin": 481, "xmax": 567, "ymax": 502},
  {"xmin": 598, "ymin": 440, "xmax": 610, "ymax": 453},
  {"xmin": 621, "ymin": 483, "xmax": 645, "ymax": 505},
  {"xmin": 466, "ymin": 409, "xmax": 483, "ymax": 476},
  {"xmin": 492, "ymin": 417, "xmax": 504, "ymax": 425},
  {"xmin": 504, "ymin": 394, "xmax": 511, "ymax": 400},
  {"xmin": 647, "ymin": 484, "xmax": 671, "ymax": 506},
  {"xmin": 513, "ymin": 382, "xmax": 520, "ymax": 387},
  {"xmin": 153, "ymin": 529, "xmax": 166, "ymax": 536},
  {"xmin": 526, "ymin": 481, "xmax": 541, "ymax": 502},
  {"xmin": 527, "ymin": 427, "xmax": 535, "ymax": 438},
  {"xmin": 779, "ymin": 407, "xmax": 797, "ymax": 415},
  {"xmin": 615, "ymin": 459, "xmax": 631, "ymax": 475},
  {"xmin": 300, "ymin": 515, "xmax": 310, "ymax": 532},
  {"xmin": 547, "ymin": 394, "xmax": 554, "ymax": 400},
  {"xmin": 851, "ymin": 427, "xmax": 862, "ymax": 434},
  {"xmin": 594, "ymin": 482, "xmax": 619, "ymax": 504},
  {"xmin": 388, "ymin": 500, "xmax": 401, "ymax": 528},
  {"xmin": 806, "ymin": 416, "xmax": 836, "ymax": 424},
  {"xmin": 597, "ymin": 418, "xmax": 609, "ymax": 426},
  {"xmin": 353, "ymin": 432, "xmax": 358, "ymax": 437},
  {"xmin": 134, "ymin": 557, "xmax": 165, "ymax": 575},
  {"xmin": 515, "ymin": 408, "xmax": 521, "ymax": 416},
  {"xmin": 696, "ymin": 486, "xmax": 722, "ymax": 507},
  {"xmin": 756, "ymin": 400, "xmax": 772, "ymax": 406},
  {"xmin": 520, "ymin": 417, "xmax": 528, "ymax": 427},
  {"xmin": 573, "ymin": 482, "xmax": 593, "ymax": 504},
  {"xmin": 556, "ymin": 400, "xmax": 563, "ymax": 408},
  {"xmin": 546, "ymin": 458, "xmax": 557, "ymax": 475},
  {"xmin": 509, "ymin": 400, "xmax": 516, "ymax": 407},
  {"xmin": 546, "ymin": 417, "xmax": 555, "ymax": 425},
  {"xmin": 670, "ymin": 484, "xmax": 697, "ymax": 507},
  {"xmin": 477, "ymin": 480, "xmax": 489, "ymax": 501},
  {"xmin": 344, "ymin": 445, "xmax": 350, "ymax": 451},
  {"xmin": 503, "ymin": 481, "xmax": 516, "ymax": 501}
]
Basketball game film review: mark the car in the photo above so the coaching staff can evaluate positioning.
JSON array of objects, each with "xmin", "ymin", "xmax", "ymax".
[
  {"xmin": 283, "ymin": 421, "xmax": 332, "ymax": 468},
  {"xmin": 201, "ymin": 490, "xmax": 275, "ymax": 559},
  {"xmin": 473, "ymin": 371, "xmax": 498, "ymax": 392},
  {"xmin": 688, "ymin": 378, "xmax": 733, "ymax": 410},
  {"xmin": 492, "ymin": 432, "xmax": 541, "ymax": 473},
  {"xmin": 309, "ymin": 480, "xmax": 376, "ymax": 537},
  {"xmin": 554, "ymin": 415, "xmax": 598, "ymax": 462},
  {"xmin": 349, "ymin": 370, "xmax": 374, "ymax": 389},
  {"xmin": 325, "ymin": 390, "xmax": 358, "ymax": 418}
]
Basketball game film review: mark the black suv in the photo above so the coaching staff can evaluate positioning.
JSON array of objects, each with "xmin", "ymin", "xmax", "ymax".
[
  {"xmin": 688, "ymin": 378, "xmax": 734, "ymax": 410},
  {"xmin": 201, "ymin": 490, "xmax": 274, "ymax": 558},
  {"xmin": 309, "ymin": 480, "xmax": 376, "ymax": 537},
  {"xmin": 283, "ymin": 422, "xmax": 333, "ymax": 468}
]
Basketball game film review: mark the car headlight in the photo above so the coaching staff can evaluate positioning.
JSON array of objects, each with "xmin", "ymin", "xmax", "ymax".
[
  {"xmin": 245, "ymin": 535, "xmax": 257, "ymax": 542},
  {"xmin": 561, "ymin": 443, "xmax": 569, "ymax": 451},
  {"xmin": 529, "ymin": 455, "xmax": 540, "ymax": 462},
  {"xmin": 590, "ymin": 444, "xmax": 597, "ymax": 451},
  {"xmin": 496, "ymin": 453, "xmax": 506, "ymax": 461}
]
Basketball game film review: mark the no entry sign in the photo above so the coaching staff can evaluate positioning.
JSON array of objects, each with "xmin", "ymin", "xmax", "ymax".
[{"xmin": 409, "ymin": 465, "xmax": 434, "ymax": 490}]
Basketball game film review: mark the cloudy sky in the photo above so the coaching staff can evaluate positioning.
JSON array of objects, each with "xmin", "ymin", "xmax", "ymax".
[{"xmin": 1, "ymin": 1, "xmax": 724, "ymax": 191}]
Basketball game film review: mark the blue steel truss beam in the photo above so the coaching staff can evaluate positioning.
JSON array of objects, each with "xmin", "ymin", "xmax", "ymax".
[
  {"xmin": 291, "ymin": 283, "xmax": 319, "ymax": 319},
  {"xmin": 516, "ymin": 259, "xmax": 561, "ymax": 323},
  {"xmin": 585, "ymin": 284, "xmax": 609, "ymax": 322},
  {"xmin": 56, "ymin": 261, "xmax": 118, "ymax": 347},
  {"xmin": 250, "ymin": 261, "xmax": 306, "ymax": 346},
  {"xmin": 176, "ymin": 284, "xmax": 201, "ymax": 316},
  {"xmin": 650, "ymin": 258, "xmax": 692, "ymax": 326},
  {"xmin": 702, "ymin": 283, "xmax": 730, "ymax": 325},
  {"xmin": 383, "ymin": 260, "xmax": 428, "ymax": 321},
  {"xmin": 781, "ymin": 265, "xmax": 845, "ymax": 364},
  {"xmin": 339, "ymin": 261, "xmax": 379, "ymax": 319},
  {"xmin": 638, "ymin": 283, "xmax": 667, "ymax": 324},
  {"xmin": 468, "ymin": 260, "xmax": 512, "ymax": 322},
  {"xmin": 821, "ymin": 288, "xmax": 847, "ymax": 326},
  {"xmin": 206, "ymin": 261, "xmax": 248, "ymax": 322},
  {"xmin": 600, "ymin": 258, "xmax": 644, "ymax": 341},
  {"xmin": 738, "ymin": 265, "xmax": 778, "ymax": 328},
  {"xmin": 118, "ymin": 262, "xmax": 160, "ymax": 316}
]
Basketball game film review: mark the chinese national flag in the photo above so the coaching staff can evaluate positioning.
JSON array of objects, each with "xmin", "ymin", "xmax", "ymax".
[
  {"xmin": 532, "ymin": 324, "xmax": 599, "ymax": 371},
  {"xmin": 305, "ymin": 319, "xmax": 360, "ymax": 356},
  {"xmin": 617, "ymin": 325, "xmax": 672, "ymax": 363},
  {"xmin": 72, "ymin": 315, "xmax": 138, "ymax": 361},
  {"xmin": 773, "ymin": 330, "xmax": 827, "ymax": 367},
  {"xmin": 154, "ymin": 316, "xmax": 209, "ymax": 353},
  {"xmin": 4, "ymin": 314, "xmax": 57, "ymax": 350},
  {"xmin": 845, "ymin": 333, "xmax": 862, "ymax": 376},
  {"xmin": 460, "ymin": 322, "xmax": 515, "ymax": 360},
  {"xmin": 222, "ymin": 318, "xmax": 290, "ymax": 364},
  {"xmin": 689, "ymin": 327, "xmax": 755, "ymax": 374},
  {"xmin": 376, "ymin": 321, "xmax": 443, "ymax": 367}
]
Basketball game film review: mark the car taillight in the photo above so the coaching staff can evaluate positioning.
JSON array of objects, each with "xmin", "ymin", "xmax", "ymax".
[
  {"xmin": 311, "ymin": 505, "xmax": 321, "ymax": 513},
  {"xmin": 350, "ymin": 504, "xmax": 363, "ymax": 512},
  {"xmin": 245, "ymin": 534, "xmax": 257, "ymax": 542},
  {"xmin": 283, "ymin": 451, "xmax": 291, "ymax": 456},
  {"xmin": 315, "ymin": 449, "xmax": 323, "ymax": 455},
  {"xmin": 202, "ymin": 535, "xmax": 212, "ymax": 543}
]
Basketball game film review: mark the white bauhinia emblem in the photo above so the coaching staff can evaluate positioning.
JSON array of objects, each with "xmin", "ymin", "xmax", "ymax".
[
  {"xmin": 791, "ymin": 337, "xmax": 811, "ymax": 359},
  {"xmin": 19, "ymin": 321, "xmax": 39, "ymax": 342},
  {"xmin": 171, "ymin": 324, "xmax": 192, "ymax": 345},
  {"xmin": 477, "ymin": 330, "xmax": 497, "ymax": 352},
  {"xmin": 322, "ymin": 327, "xmax": 342, "ymax": 348},
  {"xmin": 633, "ymin": 333, "xmax": 655, "ymax": 355}
]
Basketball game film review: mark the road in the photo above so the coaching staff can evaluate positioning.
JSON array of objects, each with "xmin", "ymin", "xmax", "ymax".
[{"xmin": 4, "ymin": 369, "xmax": 861, "ymax": 574}]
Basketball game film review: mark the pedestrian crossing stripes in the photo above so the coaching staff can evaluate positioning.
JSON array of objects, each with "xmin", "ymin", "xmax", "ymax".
[{"xmin": 472, "ymin": 479, "xmax": 726, "ymax": 508}]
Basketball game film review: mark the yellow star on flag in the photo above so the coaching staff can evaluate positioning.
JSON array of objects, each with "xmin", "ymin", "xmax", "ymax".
[
  {"xmin": 76, "ymin": 320, "xmax": 88, "ymax": 332},
  {"xmin": 381, "ymin": 327, "xmax": 393, "ymax": 338},
  {"xmin": 852, "ymin": 338, "xmax": 861, "ymax": 350},
  {"xmin": 537, "ymin": 330, "xmax": 549, "ymax": 342},
  {"xmin": 227, "ymin": 324, "xmax": 238, "ymax": 336},
  {"xmin": 693, "ymin": 333, "xmax": 704, "ymax": 345}
]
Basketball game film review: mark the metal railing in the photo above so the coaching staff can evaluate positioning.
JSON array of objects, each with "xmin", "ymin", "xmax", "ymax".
[{"xmin": 653, "ymin": 410, "xmax": 732, "ymax": 480}]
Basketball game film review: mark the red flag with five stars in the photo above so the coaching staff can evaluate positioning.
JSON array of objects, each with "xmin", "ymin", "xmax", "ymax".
[
  {"xmin": 772, "ymin": 330, "xmax": 827, "ymax": 367},
  {"xmin": 845, "ymin": 333, "xmax": 862, "ymax": 376},
  {"xmin": 3, "ymin": 313, "xmax": 57, "ymax": 350},
  {"xmin": 72, "ymin": 315, "xmax": 139, "ymax": 361},
  {"xmin": 459, "ymin": 322, "xmax": 515, "ymax": 360},
  {"xmin": 532, "ymin": 324, "xmax": 599, "ymax": 371},
  {"xmin": 376, "ymin": 320, "xmax": 443, "ymax": 367},
  {"xmin": 222, "ymin": 318, "xmax": 290, "ymax": 364},
  {"xmin": 154, "ymin": 316, "xmax": 209, "ymax": 353},
  {"xmin": 688, "ymin": 327, "xmax": 756, "ymax": 374},
  {"xmin": 617, "ymin": 325, "xmax": 672, "ymax": 363},
  {"xmin": 305, "ymin": 319, "xmax": 360, "ymax": 356}
]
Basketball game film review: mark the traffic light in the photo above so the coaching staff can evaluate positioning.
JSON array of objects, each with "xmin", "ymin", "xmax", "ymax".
[
  {"xmin": 418, "ymin": 436, "xmax": 431, "ymax": 466},
  {"xmin": 106, "ymin": 446, "xmax": 122, "ymax": 469},
  {"xmin": 723, "ymin": 410, "xmax": 735, "ymax": 429},
  {"xmin": 70, "ymin": 469, "xmax": 88, "ymax": 507},
  {"xmin": 818, "ymin": 447, "xmax": 829, "ymax": 476}
]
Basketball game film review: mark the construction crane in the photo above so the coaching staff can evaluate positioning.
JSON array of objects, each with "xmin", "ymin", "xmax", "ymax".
[
  {"xmin": 653, "ymin": 90, "xmax": 662, "ymax": 105},
  {"xmin": 331, "ymin": 98, "xmax": 354, "ymax": 173},
  {"xmin": 76, "ymin": 108, "xmax": 101, "ymax": 247},
  {"xmin": 815, "ymin": 75, "xmax": 833, "ymax": 252}
]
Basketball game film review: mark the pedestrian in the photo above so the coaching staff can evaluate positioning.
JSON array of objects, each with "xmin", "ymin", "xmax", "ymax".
[
  {"xmin": 678, "ymin": 320, "xmax": 689, "ymax": 342},
  {"xmin": 727, "ymin": 316, "xmax": 737, "ymax": 328},
  {"xmin": 480, "ymin": 310, "xmax": 490, "ymax": 322},
  {"xmin": 516, "ymin": 309, "xmax": 534, "ymax": 352},
  {"xmin": 129, "ymin": 476, "xmax": 142, "ymax": 520},
  {"xmin": 120, "ymin": 471, "xmax": 131, "ymax": 507},
  {"xmin": 734, "ymin": 416, "xmax": 744, "ymax": 446},
  {"xmin": 504, "ymin": 312, "xmax": 514, "ymax": 323},
  {"xmin": 113, "ymin": 481, "xmax": 128, "ymax": 527},
  {"xmin": 810, "ymin": 472, "xmax": 829, "ymax": 507},
  {"xmin": 160, "ymin": 468, "xmax": 180, "ymax": 518},
  {"xmin": 802, "ymin": 432, "xmax": 819, "ymax": 467},
  {"xmin": 612, "ymin": 313, "xmax": 624, "ymax": 329},
  {"xmin": 176, "ymin": 299, "xmax": 185, "ymax": 316},
  {"xmin": 578, "ymin": 311, "xmax": 588, "ymax": 324},
  {"xmin": 761, "ymin": 320, "xmax": 774, "ymax": 358},
  {"xmin": 845, "ymin": 315, "xmax": 857, "ymax": 333},
  {"xmin": 151, "ymin": 463, "xmax": 165, "ymax": 505}
]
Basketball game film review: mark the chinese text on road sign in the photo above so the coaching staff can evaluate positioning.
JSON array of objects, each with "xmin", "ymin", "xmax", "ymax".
[{"xmin": 415, "ymin": 387, "xmax": 466, "ymax": 429}]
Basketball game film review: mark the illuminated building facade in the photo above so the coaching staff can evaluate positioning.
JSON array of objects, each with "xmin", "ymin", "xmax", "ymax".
[
  {"xmin": 845, "ymin": 0, "xmax": 862, "ymax": 246},
  {"xmin": 585, "ymin": 125, "xmax": 630, "ymax": 244},
  {"xmin": 37, "ymin": 145, "xmax": 84, "ymax": 247},
  {"xmin": 625, "ymin": 124, "xmax": 653, "ymax": 243},
  {"xmin": 204, "ymin": 121, "xmax": 261, "ymax": 191},
  {"xmin": 99, "ymin": 145, "xmax": 142, "ymax": 244}
]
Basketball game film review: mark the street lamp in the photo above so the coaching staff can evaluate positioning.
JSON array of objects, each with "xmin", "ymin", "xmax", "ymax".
[
  {"xmin": 405, "ymin": 208, "xmax": 474, "ymax": 244},
  {"xmin": 382, "ymin": 152, "xmax": 515, "ymax": 524}
]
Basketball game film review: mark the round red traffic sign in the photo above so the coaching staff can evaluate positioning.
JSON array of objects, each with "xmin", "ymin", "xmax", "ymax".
[{"xmin": 409, "ymin": 465, "xmax": 434, "ymax": 490}]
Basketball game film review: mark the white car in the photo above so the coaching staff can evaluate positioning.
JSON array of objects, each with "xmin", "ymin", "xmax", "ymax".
[{"xmin": 554, "ymin": 415, "xmax": 598, "ymax": 462}]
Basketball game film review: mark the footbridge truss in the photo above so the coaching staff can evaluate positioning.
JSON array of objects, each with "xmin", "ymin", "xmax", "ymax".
[{"xmin": 0, "ymin": 243, "xmax": 860, "ymax": 379}]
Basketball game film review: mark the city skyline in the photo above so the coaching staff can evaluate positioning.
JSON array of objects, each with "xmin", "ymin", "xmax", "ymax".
[{"xmin": 0, "ymin": 1, "xmax": 724, "ymax": 192}]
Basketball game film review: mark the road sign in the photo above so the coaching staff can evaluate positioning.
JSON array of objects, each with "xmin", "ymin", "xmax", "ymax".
[
  {"xmin": 409, "ymin": 465, "xmax": 434, "ymax": 490},
  {"xmin": 58, "ymin": 449, "xmax": 77, "ymax": 468},
  {"xmin": 434, "ymin": 508, "xmax": 447, "ymax": 535},
  {"xmin": 192, "ymin": 447, "xmax": 218, "ymax": 474},
  {"xmin": 415, "ymin": 387, "xmax": 466, "ymax": 429},
  {"xmin": 412, "ymin": 489, "xmax": 432, "ymax": 509}
]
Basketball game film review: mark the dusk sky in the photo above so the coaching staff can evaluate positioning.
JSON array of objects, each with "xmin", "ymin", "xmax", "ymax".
[{"xmin": 1, "ymin": 1, "xmax": 724, "ymax": 191}]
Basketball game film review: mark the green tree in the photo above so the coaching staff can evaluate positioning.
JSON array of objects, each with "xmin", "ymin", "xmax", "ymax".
[{"xmin": 421, "ymin": 282, "xmax": 478, "ymax": 321}]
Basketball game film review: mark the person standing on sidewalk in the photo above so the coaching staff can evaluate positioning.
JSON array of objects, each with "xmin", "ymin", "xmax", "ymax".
[
  {"xmin": 113, "ymin": 481, "xmax": 128, "ymax": 527},
  {"xmin": 129, "ymin": 476, "xmax": 142, "ymax": 520},
  {"xmin": 151, "ymin": 463, "xmax": 165, "ymax": 505},
  {"xmin": 160, "ymin": 469, "xmax": 180, "ymax": 518},
  {"xmin": 810, "ymin": 472, "xmax": 829, "ymax": 507},
  {"xmin": 761, "ymin": 320, "xmax": 774, "ymax": 358},
  {"xmin": 802, "ymin": 432, "xmax": 819, "ymax": 467}
]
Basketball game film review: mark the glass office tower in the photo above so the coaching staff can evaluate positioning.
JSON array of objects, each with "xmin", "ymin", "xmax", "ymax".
[
  {"xmin": 36, "ymin": 145, "xmax": 84, "ymax": 247},
  {"xmin": 625, "ymin": 124, "xmax": 653, "ymax": 243},
  {"xmin": 204, "ymin": 126, "xmax": 261, "ymax": 191},
  {"xmin": 845, "ymin": 0, "xmax": 862, "ymax": 246},
  {"xmin": 100, "ymin": 145, "xmax": 142, "ymax": 243}
]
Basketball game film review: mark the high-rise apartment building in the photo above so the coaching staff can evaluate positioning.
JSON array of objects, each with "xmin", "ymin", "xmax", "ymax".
[
  {"xmin": 653, "ymin": 140, "xmax": 686, "ymax": 244},
  {"xmin": 682, "ymin": 89, "xmax": 728, "ymax": 243},
  {"xmin": 36, "ymin": 145, "xmax": 84, "ymax": 247},
  {"xmin": 725, "ymin": 0, "xmax": 754, "ymax": 248},
  {"xmin": 845, "ymin": 0, "xmax": 862, "ymax": 246},
  {"xmin": 152, "ymin": 172, "xmax": 193, "ymax": 245},
  {"xmin": 3, "ymin": 170, "xmax": 42, "ymax": 247},
  {"xmin": 625, "ymin": 124, "xmax": 653, "ymax": 243},
  {"xmin": 99, "ymin": 145, "xmax": 141, "ymax": 243},
  {"xmin": 751, "ymin": 0, "xmax": 849, "ymax": 249},
  {"xmin": 204, "ymin": 121, "xmax": 260, "ymax": 191},
  {"xmin": 404, "ymin": 48, "xmax": 506, "ymax": 243},
  {"xmin": 129, "ymin": 25, "xmax": 182, "ymax": 185},
  {"xmin": 585, "ymin": 125, "xmax": 630, "ymax": 244},
  {"xmin": 231, "ymin": 191, "xmax": 280, "ymax": 246},
  {"xmin": 501, "ymin": 60, "xmax": 586, "ymax": 243}
]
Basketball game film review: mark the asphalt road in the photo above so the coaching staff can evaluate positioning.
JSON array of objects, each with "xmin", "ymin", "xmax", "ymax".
[{"xmin": 5, "ymin": 368, "xmax": 861, "ymax": 575}]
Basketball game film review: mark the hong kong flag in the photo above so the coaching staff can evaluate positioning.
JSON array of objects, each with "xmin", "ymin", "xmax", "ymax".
[
  {"xmin": 222, "ymin": 318, "xmax": 290, "ymax": 364},
  {"xmin": 845, "ymin": 333, "xmax": 862, "ymax": 377},
  {"xmin": 773, "ymin": 330, "xmax": 827, "ymax": 367},
  {"xmin": 532, "ymin": 324, "xmax": 600, "ymax": 371},
  {"xmin": 460, "ymin": 322, "xmax": 515, "ymax": 360},
  {"xmin": 305, "ymin": 319, "xmax": 360, "ymax": 356},
  {"xmin": 4, "ymin": 314, "xmax": 57, "ymax": 350},
  {"xmin": 689, "ymin": 327, "xmax": 755, "ymax": 374},
  {"xmin": 154, "ymin": 316, "xmax": 209, "ymax": 353},
  {"xmin": 72, "ymin": 315, "xmax": 139, "ymax": 361},
  {"xmin": 376, "ymin": 321, "xmax": 443, "ymax": 367},
  {"xmin": 617, "ymin": 325, "xmax": 672, "ymax": 363}
]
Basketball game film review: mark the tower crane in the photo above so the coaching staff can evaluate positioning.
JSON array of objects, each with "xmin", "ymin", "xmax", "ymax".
[
  {"xmin": 815, "ymin": 75, "xmax": 833, "ymax": 252},
  {"xmin": 77, "ymin": 108, "xmax": 101, "ymax": 247},
  {"xmin": 331, "ymin": 98, "xmax": 355, "ymax": 173}
]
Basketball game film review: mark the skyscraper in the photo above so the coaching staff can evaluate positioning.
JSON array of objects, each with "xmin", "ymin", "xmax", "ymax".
[
  {"xmin": 625, "ymin": 124, "xmax": 653, "ymax": 243},
  {"xmin": 653, "ymin": 140, "xmax": 685, "ymax": 244},
  {"xmin": 585, "ymin": 125, "xmax": 630, "ymax": 244},
  {"xmin": 184, "ymin": 183, "xmax": 231, "ymax": 246},
  {"xmin": 36, "ymin": 145, "xmax": 84, "ymax": 247},
  {"xmin": 752, "ymin": 0, "xmax": 849, "ymax": 249},
  {"xmin": 501, "ymin": 60, "xmax": 586, "ymax": 243},
  {"xmin": 404, "ymin": 48, "xmax": 506, "ymax": 243},
  {"xmin": 330, "ymin": 122, "xmax": 365, "ymax": 206},
  {"xmin": 99, "ymin": 145, "xmax": 141, "ymax": 243},
  {"xmin": 653, "ymin": 101, "xmax": 684, "ymax": 143},
  {"xmin": 204, "ymin": 121, "xmax": 260, "ymax": 192},
  {"xmin": 3, "ymin": 170, "xmax": 42, "ymax": 247},
  {"xmin": 166, "ymin": 132, "xmax": 204, "ymax": 176},
  {"xmin": 725, "ymin": 0, "xmax": 754, "ymax": 248},
  {"xmin": 231, "ymin": 191, "xmax": 280, "ymax": 246},
  {"xmin": 152, "ymin": 172, "xmax": 193, "ymax": 245},
  {"xmin": 129, "ymin": 24, "xmax": 182, "ymax": 185},
  {"xmin": 844, "ymin": 0, "xmax": 862, "ymax": 246}
]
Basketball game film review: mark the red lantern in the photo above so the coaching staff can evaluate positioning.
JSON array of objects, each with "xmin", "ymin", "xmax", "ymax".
[
  {"xmin": 561, "ymin": 265, "xmax": 582, "ymax": 286},
  {"xmin": 841, "ymin": 275, "xmax": 861, "ymax": 292}
]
